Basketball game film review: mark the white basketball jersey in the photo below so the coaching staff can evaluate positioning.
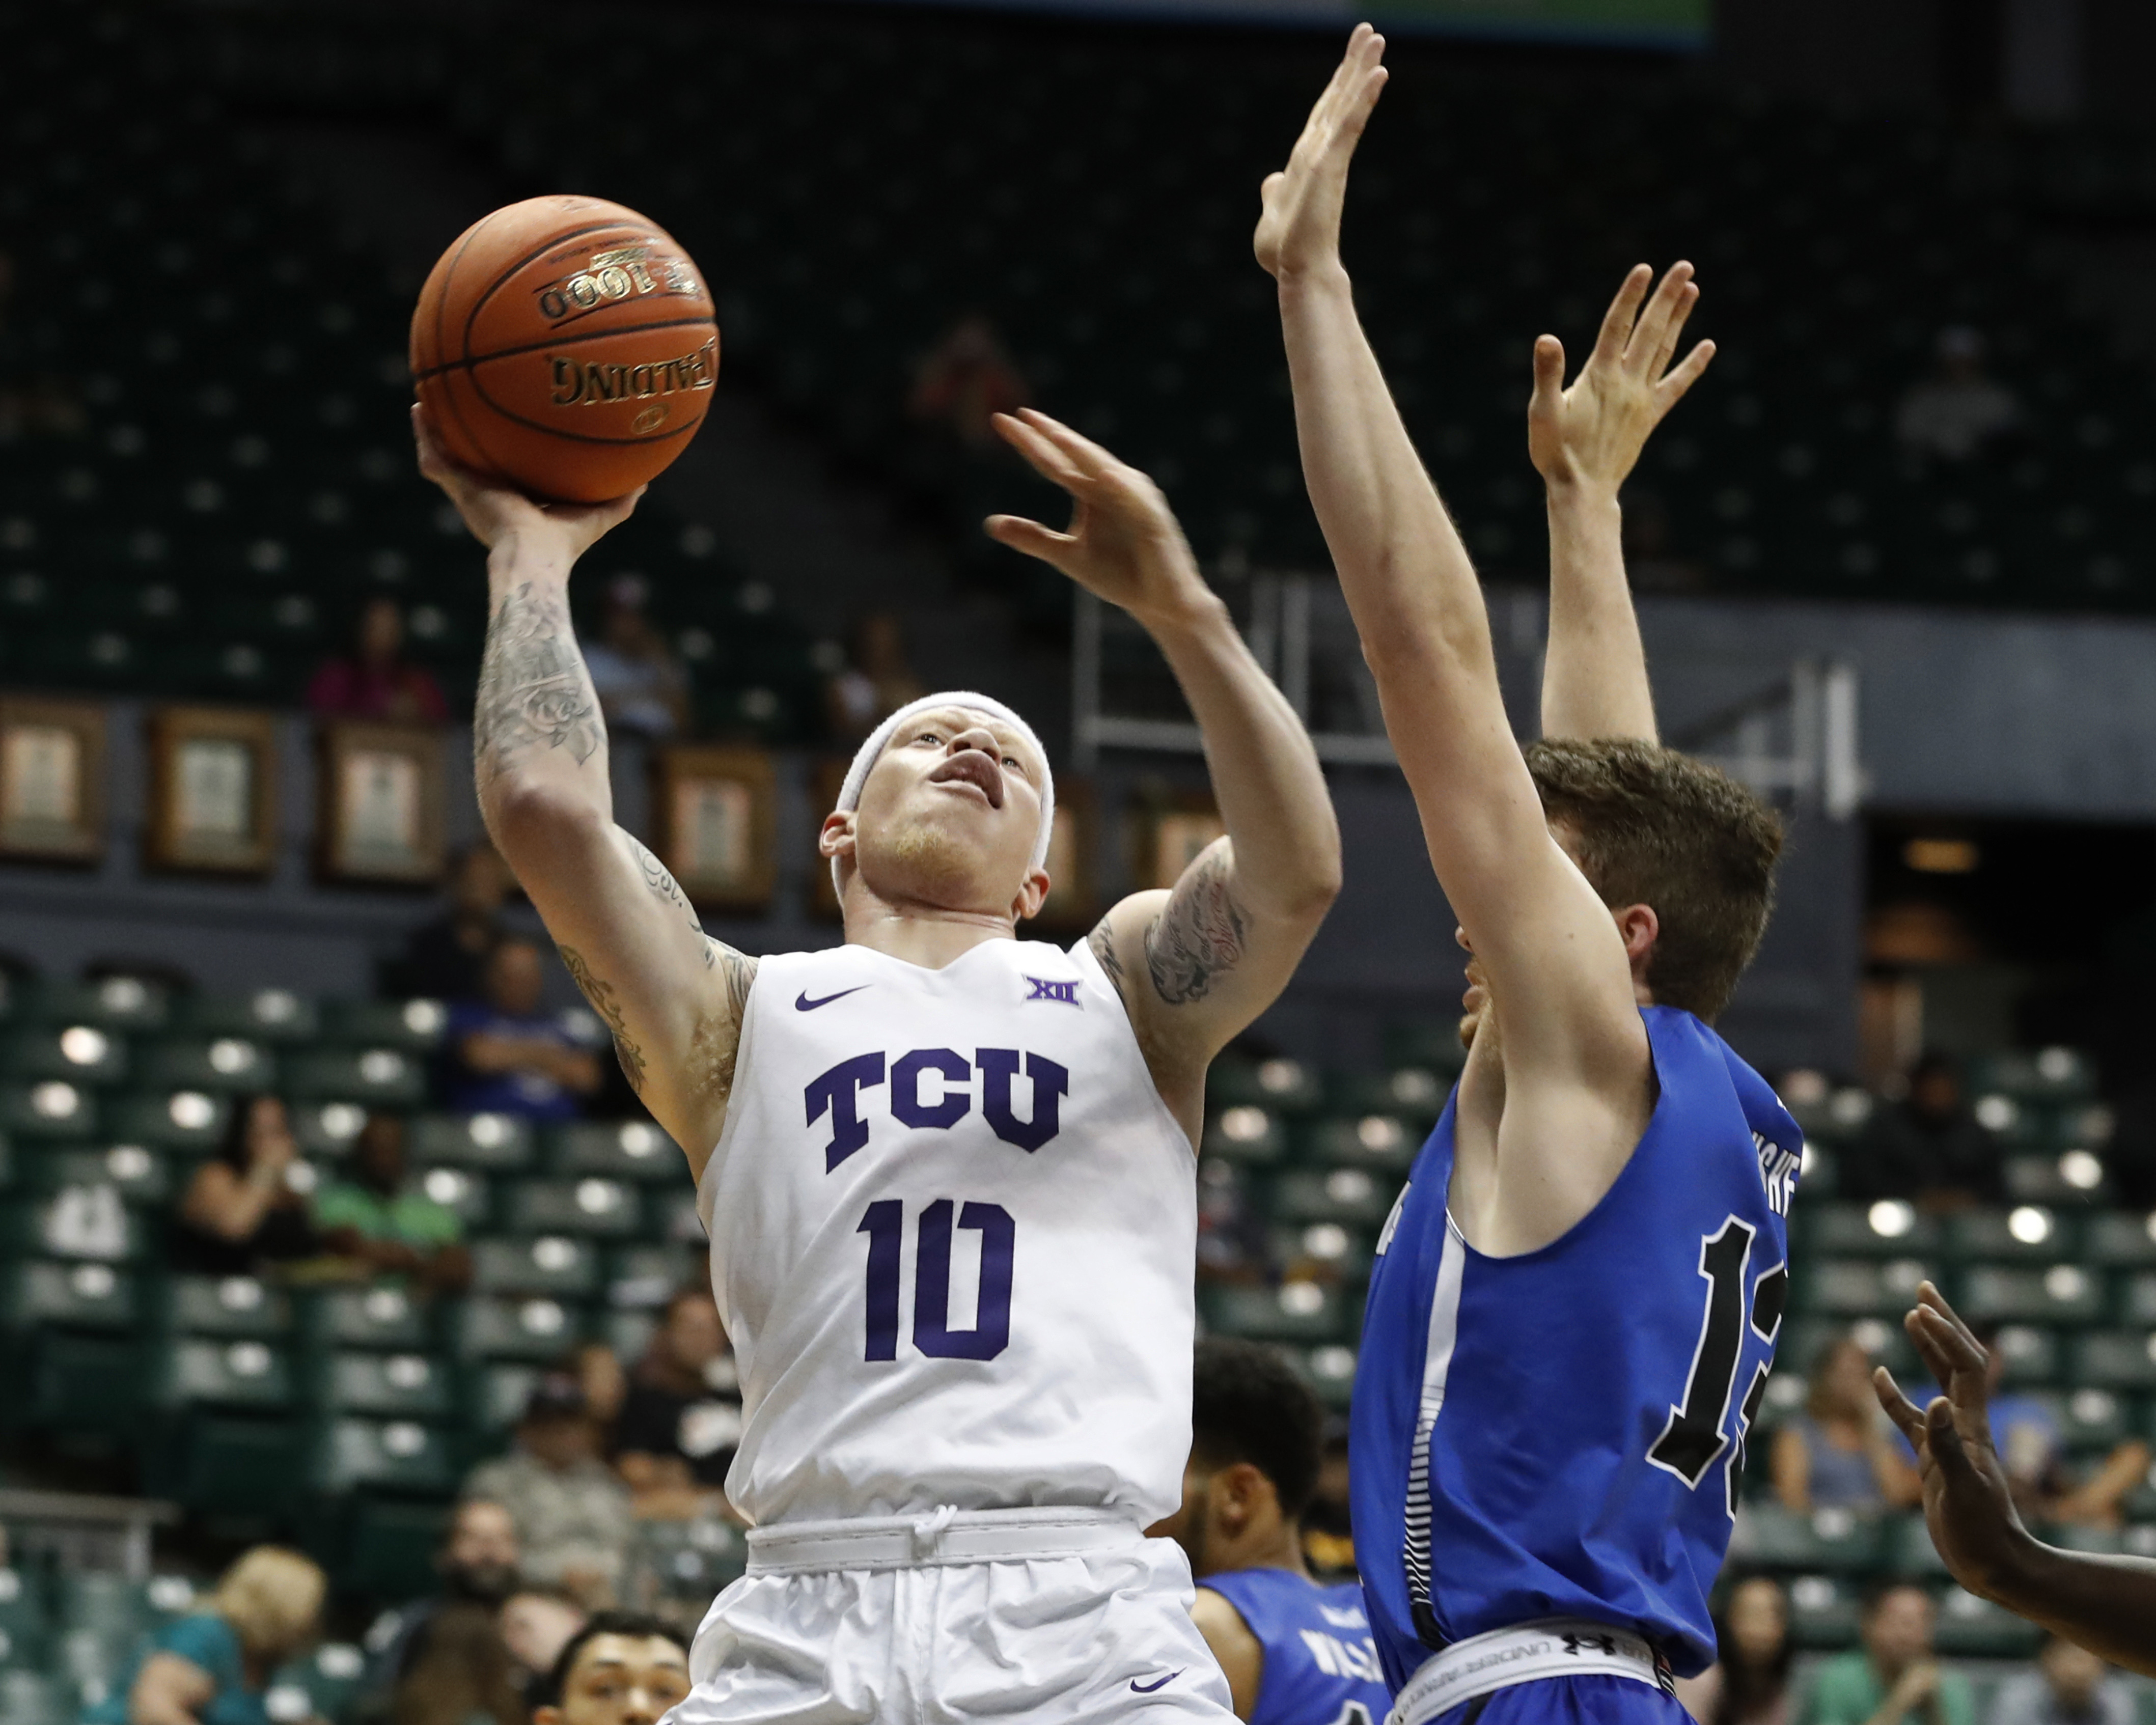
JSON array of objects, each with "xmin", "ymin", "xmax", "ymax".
[{"xmin": 697, "ymin": 935, "xmax": 1198, "ymax": 1527}]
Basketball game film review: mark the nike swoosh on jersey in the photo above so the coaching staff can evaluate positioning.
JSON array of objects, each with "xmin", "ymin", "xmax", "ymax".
[
  {"xmin": 1129, "ymin": 1672, "xmax": 1180, "ymax": 1694},
  {"xmin": 795, "ymin": 986, "xmax": 871, "ymax": 1012}
]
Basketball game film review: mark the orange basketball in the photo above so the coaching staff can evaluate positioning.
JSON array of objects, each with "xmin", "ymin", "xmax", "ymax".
[{"xmin": 410, "ymin": 196, "xmax": 720, "ymax": 504}]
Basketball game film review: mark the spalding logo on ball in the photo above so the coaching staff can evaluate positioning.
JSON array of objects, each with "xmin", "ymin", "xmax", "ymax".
[{"xmin": 410, "ymin": 196, "xmax": 720, "ymax": 503}]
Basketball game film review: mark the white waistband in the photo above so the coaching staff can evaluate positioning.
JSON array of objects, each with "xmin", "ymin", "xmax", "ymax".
[
  {"xmin": 744, "ymin": 1507, "xmax": 1142, "ymax": 1574},
  {"xmin": 1389, "ymin": 1620, "xmax": 1671, "ymax": 1725}
]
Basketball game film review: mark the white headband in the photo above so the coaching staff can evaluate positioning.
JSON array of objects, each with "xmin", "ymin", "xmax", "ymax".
[{"xmin": 831, "ymin": 690, "xmax": 1056, "ymax": 896}]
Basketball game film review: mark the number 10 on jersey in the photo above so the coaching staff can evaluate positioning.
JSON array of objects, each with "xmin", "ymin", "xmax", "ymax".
[{"xmin": 858, "ymin": 1199, "xmax": 1015, "ymax": 1361}]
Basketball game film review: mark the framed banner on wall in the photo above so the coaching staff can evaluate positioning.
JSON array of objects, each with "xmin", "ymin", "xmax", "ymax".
[
  {"xmin": 0, "ymin": 697, "xmax": 106, "ymax": 864},
  {"xmin": 652, "ymin": 745, "xmax": 779, "ymax": 913},
  {"xmin": 318, "ymin": 722, "xmax": 447, "ymax": 885},
  {"xmin": 147, "ymin": 707, "xmax": 279, "ymax": 876},
  {"xmin": 1134, "ymin": 793, "xmax": 1226, "ymax": 892}
]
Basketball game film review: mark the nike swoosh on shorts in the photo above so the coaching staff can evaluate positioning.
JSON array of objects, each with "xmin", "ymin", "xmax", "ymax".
[
  {"xmin": 795, "ymin": 986, "xmax": 870, "ymax": 1012},
  {"xmin": 1129, "ymin": 1672, "xmax": 1181, "ymax": 1694}
]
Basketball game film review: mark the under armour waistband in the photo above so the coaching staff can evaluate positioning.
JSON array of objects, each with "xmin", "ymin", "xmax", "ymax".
[
  {"xmin": 1389, "ymin": 1620, "xmax": 1673, "ymax": 1725},
  {"xmin": 744, "ymin": 1506, "xmax": 1143, "ymax": 1574}
]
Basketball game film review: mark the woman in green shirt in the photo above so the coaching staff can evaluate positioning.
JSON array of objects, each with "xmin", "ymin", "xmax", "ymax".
[
  {"xmin": 1801, "ymin": 1583, "xmax": 1975, "ymax": 1725},
  {"xmin": 85, "ymin": 1547, "xmax": 325, "ymax": 1725}
]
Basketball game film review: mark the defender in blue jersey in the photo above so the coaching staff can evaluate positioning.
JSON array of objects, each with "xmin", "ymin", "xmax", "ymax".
[
  {"xmin": 1259, "ymin": 29, "xmax": 1794, "ymax": 1725},
  {"xmin": 1152, "ymin": 1340, "xmax": 1393, "ymax": 1725}
]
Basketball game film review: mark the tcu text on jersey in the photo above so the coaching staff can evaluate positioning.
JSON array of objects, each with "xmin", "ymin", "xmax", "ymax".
[{"xmin": 807, "ymin": 1047, "xmax": 1071, "ymax": 1167}]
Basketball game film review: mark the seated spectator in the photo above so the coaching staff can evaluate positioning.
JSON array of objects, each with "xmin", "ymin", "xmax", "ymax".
[
  {"xmin": 1989, "ymin": 1636, "xmax": 2135, "ymax": 1725},
  {"xmin": 86, "ymin": 1546, "xmax": 325, "ymax": 1725},
  {"xmin": 824, "ymin": 611, "xmax": 927, "ymax": 744},
  {"xmin": 1895, "ymin": 326, "xmax": 2020, "ymax": 464},
  {"xmin": 1801, "ymin": 1582, "xmax": 1975, "ymax": 1725},
  {"xmin": 499, "ymin": 1589, "xmax": 588, "ymax": 1701},
  {"xmin": 908, "ymin": 314, "xmax": 1029, "ymax": 449},
  {"xmin": 308, "ymin": 595, "xmax": 451, "ymax": 725},
  {"xmin": 464, "ymin": 1372, "xmax": 635, "ymax": 1607},
  {"xmin": 444, "ymin": 936, "xmax": 602, "ymax": 1122},
  {"xmin": 531, "ymin": 1613, "xmax": 691, "ymax": 1725},
  {"xmin": 614, "ymin": 1289, "xmax": 742, "ymax": 1519},
  {"xmin": 360, "ymin": 1497, "xmax": 522, "ymax": 1715},
  {"xmin": 386, "ymin": 843, "xmax": 513, "ymax": 1004},
  {"xmin": 1842, "ymin": 1052, "xmax": 2004, "ymax": 1210},
  {"xmin": 315, "ymin": 1111, "xmax": 471, "ymax": 1292},
  {"xmin": 1975, "ymin": 1326, "xmax": 2149, "ymax": 1529},
  {"xmin": 391, "ymin": 1602, "xmax": 522, "ymax": 1725},
  {"xmin": 1676, "ymin": 1576, "xmax": 1794, "ymax": 1725},
  {"xmin": 173, "ymin": 1094, "xmax": 325, "ymax": 1277},
  {"xmin": 569, "ymin": 1340, "xmax": 628, "ymax": 1438},
  {"xmin": 581, "ymin": 575, "xmax": 687, "ymax": 740},
  {"xmin": 1771, "ymin": 1334, "xmax": 1922, "ymax": 1514}
]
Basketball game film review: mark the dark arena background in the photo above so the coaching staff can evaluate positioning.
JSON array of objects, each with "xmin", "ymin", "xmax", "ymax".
[{"xmin": 2, "ymin": 0, "xmax": 2156, "ymax": 1714}]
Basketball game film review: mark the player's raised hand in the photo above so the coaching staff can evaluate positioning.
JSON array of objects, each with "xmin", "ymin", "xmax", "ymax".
[
  {"xmin": 413, "ymin": 403, "xmax": 642, "ymax": 560},
  {"xmin": 985, "ymin": 408, "xmax": 1215, "ymax": 631},
  {"xmin": 1254, "ymin": 24, "xmax": 1389, "ymax": 284},
  {"xmin": 1527, "ymin": 262, "xmax": 1715, "ymax": 494},
  {"xmin": 1872, "ymin": 1282, "xmax": 2034, "ymax": 1600}
]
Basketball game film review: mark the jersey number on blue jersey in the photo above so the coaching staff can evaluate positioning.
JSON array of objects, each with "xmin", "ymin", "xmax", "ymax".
[
  {"xmin": 1648, "ymin": 1215, "xmax": 1787, "ymax": 1516},
  {"xmin": 858, "ymin": 1199, "xmax": 1015, "ymax": 1361}
]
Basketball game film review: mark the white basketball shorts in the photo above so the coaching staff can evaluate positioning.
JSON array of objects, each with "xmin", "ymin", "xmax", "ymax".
[{"xmin": 667, "ymin": 1507, "xmax": 1238, "ymax": 1724}]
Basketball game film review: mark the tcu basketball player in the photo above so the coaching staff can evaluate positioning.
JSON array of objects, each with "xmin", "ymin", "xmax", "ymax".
[
  {"xmin": 1259, "ymin": 29, "xmax": 1799, "ymax": 1725},
  {"xmin": 413, "ymin": 401, "xmax": 1340, "ymax": 1721}
]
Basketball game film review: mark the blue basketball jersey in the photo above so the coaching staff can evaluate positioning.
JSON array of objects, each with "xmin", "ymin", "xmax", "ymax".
[
  {"xmin": 1201, "ymin": 1568, "xmax": 1392, "ymax": 1725},
  {"xmin": 1351, "ymin": 1007, "xmax": 1801, "ymax": 1688}
]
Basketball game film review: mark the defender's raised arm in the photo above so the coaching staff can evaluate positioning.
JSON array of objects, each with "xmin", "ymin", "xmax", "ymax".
[
  {"xmin": 416, "ymin": 407, "xmax": 755, "ymax": 1179},
  {"xmin": 987, "ymin": 407, "xmax": 1340, "ymax": 1137},
  {"xmin": 1532, "ymin": 262, "xmax": 1715, "ymax": 744}
]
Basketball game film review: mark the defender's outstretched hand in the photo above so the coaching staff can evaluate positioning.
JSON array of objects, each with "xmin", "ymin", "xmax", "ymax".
[
  {"xmin": 1528, "ymin": 262, "xmax": 1715, "ymax": 495},
  {"xmin": 413, "ymin": 403, "xmax": 642, "ymax": 560},
  {"xmin": 986, "ymin": 408, "xmax": 1214, "ymax": 629},
  {"xmin": 1254, "ymin": 24, "xmax": 1389, "ymax": 283}
]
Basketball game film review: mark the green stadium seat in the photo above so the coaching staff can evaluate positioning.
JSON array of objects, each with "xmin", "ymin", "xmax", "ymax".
[
  {"xmin": 292, "ymin": 1100, "xmax": 368, "ymax": 1159},
  {"xmin": 627, "ymin": 1519, "xmax": 749, "ymax": 1612},
  {"xmin": 101, "ymin": 1089, "xmax": 229, "ymax": 1152},
  {"xmin": 1201, "ymin": 1281, "xmax": 1348, "ymax": 1344},
  {"xmin": 29, "ymin": 1144, "xmax": 171, "ymax": 1206},
  {"xmin": 1324, "ymin": 1068, "xmax": 1448, "ymax": 1123},
  {"xmin": 157, "ymin": 1274, "xmax": 295, "ymax": 1340},
  {"xmin": 265, "ymin": 1645, "xmax": 369, "ymax": 1725},
  {"xmin": 17, "ymin": 1332, "xmax": 141, "ymax": 1429},
  {"xmin": 2005, "ymin": 1153, "xmax": 2113, "ymax": 1208},
  {"xmin": 1200, "ymin": 1105, "xmax": 1288, "ymax": 1165},
  {"xmin": 0, "ymin": 1572, "xmax": 46, "ymax": 1673},
  {"xmin": 314, "ymin": 1350, "xmax": 454, "ymax": 1420},
  {"xmin": 309, "ymin": 1416, "xmax": 455, "ymax": 1494},
  {"xmin": 1271, "ymin": 1222, "xmax": 1375, "ymax": 1284},
  {"xmin": 2068, "ymin": 1330, "xmax": 2156, "ymax": 1392},
  {"xmin": 134, "ymin": 1035, "xmax": 277, "ymax": 1094},
  {"xmin": 171, "ymin": 988, "xmax": 320, "ymax": 1044},
  {"xmin": 465, "ymin": 1362, "xmax": 542, "ymax": 1432},
  {"xmin": 1970, "ymin": 1048, "xmax": 2097, "ymax": 1103},
  {"xmin": 1300, "ymin": 1343, "xmax": 1357, "ymax": 1409},
  {"xmin": 2085, "ymin": 1212, "xmax": 2156, "ymax": 1268},
  {"xmin": 605, "ymin": 1244, "xmax": 703, "ymax": 1308},
  {"xmin": 547, "ymin": 1120, "xmax": 681, "ymax": 1182},
  {"xmin": 150, "ymin": 1336, "xmax": 294, "ymax": 1411},
  {"xmin": 0, "ymin": 1259, "xmax": 135, "ymax": 1330},
  {"xmin": 151, "ymin": 1412, "xmax": 305, "ymax": 1515},
  {"xmin": 0, "ymin": 1187, "xmax": 145, "ymax": 1262},
  {"xmin": 301, "ymin": 1285, "xmax": 432, "ymax": 1353},
  {"xmin": 411, "ymin": 1112, "xmax": 536, "ymax": 1172},
  {"xmin": 1959, "ymin": 1263, "xmax": 2106, "ymax": 1326},
  {"xmin": 1209, "ymin": 1057, "xmax": 1322, "ymax": 1114},
  {"xmin": 1989, "ymin": 1324, "xmax": 2062, "ymax": 1387},
  {"xmin": 30, "ymin": 977, "xmax": 171, "ymax": 1033},
  {"xmin": 319, "ymin": 998, "xmax": 448, "ymax": 1052},
  {"xmin": 1792, "ymin": 1258, "xmax": 1928, "ymax": 1320},
  {"xmin": 1944, "ymin": 1206, "xmax": 2079, "ymax": 1263},
  {"xmin": 2038, "ymin": 1386, "xmax": 2134, "ymax": 1452},
  {"xmin": 446, "ymin": 1295, "xmax": 582, "ymax": 1362},
  {"xmin": 1300, "ymin": 1115, "xmax": 1418, "ymax": 1176},
  {"xmin": 1727, "ymin": 1504, "xmax": 1885, "ymax": 1573},
  {"xmin": 1270, "ymin": 1168, "xmax": 1398, "ymax": 1228},
  {"xmin": 502, "ymin": 1177, "xmax": 643, "ymax": 1238},
  {"xmin": 1884, "ymin": 1511, "xmax": 1953, "ymax": 1578},
  {"xmin": 1380, "ymin": 1021, "xmax": 1465, "ymax": 1074},
  {"xmin": 649, "ymin": 1187, "xmax": 703, "ymax": 1242},
  {"xmin": 469, "ymin": 1235, "xmax": 601, "ymax": 1297},
  {"xmin": 0, "ymin": 1025, "xmax": 130, "ymax": 1088},
  {"xmin": 1798, "ymin": 1202, "xmax": 1944, "ymax": 1259},
  {"xmin": 1782, "ymin": 1574, "xmax": 1861, "ymax": 1649},
  {"xmin": 1931, "ymin": 1585, "xmax": 2042, "ymax": 1656},
  {"xmin": 412, "ymin": 1165, "xmax": 492, "ymax": 1229},
  {"xmin": 0, "ymin": 1081, "xmax": 98, "ymax": 1141},
  {"xmin": 334, "ymin": 1494, "xmax": 453, "ymax": 1599},
  {"xmin": 283, "ymin": 1046, "xmax": 426, "ymax": 1107},
  {"xmin": 0, "ymin": 1673, "xmax": 64, "ymax": 1725}
]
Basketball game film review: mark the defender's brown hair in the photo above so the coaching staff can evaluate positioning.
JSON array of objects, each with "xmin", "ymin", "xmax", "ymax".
[{"xmin": 1523, "ymin": 738, "xmax": 1782, "ymax": 1022}]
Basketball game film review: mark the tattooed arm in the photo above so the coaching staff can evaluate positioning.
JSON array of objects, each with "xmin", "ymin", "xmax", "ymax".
[
  {"xmin": 417, "ymin": 408, "xmax": 755, "ymax": 1181},
  {"xmin": 984, "ymin": 415, "xmax": 1339, "ymax": 1144}
]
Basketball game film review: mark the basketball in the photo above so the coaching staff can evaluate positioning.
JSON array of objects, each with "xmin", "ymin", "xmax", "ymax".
[{"xmin": 409, "ymin": 195, "xmax": 720, "ymax": 504}]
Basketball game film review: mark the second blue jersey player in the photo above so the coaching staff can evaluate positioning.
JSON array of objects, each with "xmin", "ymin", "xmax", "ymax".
[{"xmin": 1260, "ymin": 26, "xmax": 1801, "ymax": 1725}]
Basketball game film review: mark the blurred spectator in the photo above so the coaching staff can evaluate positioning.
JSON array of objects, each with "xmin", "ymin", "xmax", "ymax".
[
  {"xmin": 530, "ymin": 1612, "xmax": 691, "ymax": 1725},
  {"xmin": 1974, "ymin": 1326, "xmax": 2149, "ymax": 1529},
  {"xmin": 1770, "ymin": 1334, "xmax": 1922, "ymax": 1514},
  {"xmin": 1196, "ymin": 1159, "xmax": 1269, "ymax": 1287},
  {"xmin": 85, "ymin": 1546, "xmax": 325, "ymax": 1725},
  {"xmin": 1896, "ymin": 327, "xmax": 2020, "ymax": 464},
  {"xmin": 824, "ymin": 611, "xmax": 928, "ymax": 744},
  {"xmin": 1841, "ymin": 1052, "xmax": 2004, "ymax": 1210},
  {"xmin": 1301, "ymin": 1426, "xmax": 1356, "ymax": 1581},
  {"xmin": 1800, "ymin": 1583, "xmax": 1975, "ymax": 1725},
  {"xmin": 1989, "ymin": 1637, "xmax": 2134, "ymax": 1725},
  {"xmin": 1675, "ymin": 1577, "xmax": 1794, "ymax": 1725},
  {"xmin": 464, "ymin": 1372, "xmax": 635, "ymax": 1606},
  {"xmin": 360, "ymin": 1498, "xmax": 522, "ymax": 1715},
  {"xmin": 582, "ymin": 575, "xmax": 687, "ymax": 740},
  {"xmin": 308, "ymin": 596, "xmax": 451, "ymax": 725},
  {"xmin": 391, "ymin": 1602, "xmax": 522, "ymax": 1725},
  {"xmin": 908, "ymin": 314, "xmax": 1029, "ymax": 449},
  {"xmin": 500, "ymin": 1589, "xmax": 588, "ymax": 1700},
  {"xmin": 172, "ymin": 1094, "xmax": 325, "ymax": 1277},
  {"xmin": 444, "ymin": 936, "xmax": 602, "ymax": 1122},
  {"xmin": 314, "ymin": 1112, "xmax": 471, "ymax": 1293},
  {"xmin": 570, "ymin": 1340, "xmax": 629, "ymax": 1438},
  {"xmin": 388, "ymin": 843, "xmax": 515, "ymax": 1004},
  {"xmin": 614, "ymin": 1289, "xmax": 742, "ymax": 1519}
]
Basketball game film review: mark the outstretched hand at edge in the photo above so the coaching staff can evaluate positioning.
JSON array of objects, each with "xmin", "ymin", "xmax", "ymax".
[
  {"xmin": 412, "ymin": 403, "xmax": 643, "ymax": 561},
  {"xmin": 1254, "ymin": 24, "xmax": 1389, "ymax": 285}
]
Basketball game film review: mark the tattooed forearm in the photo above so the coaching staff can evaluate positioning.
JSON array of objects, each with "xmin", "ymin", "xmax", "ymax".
[
  {"xmin": 630, "ymin": 837, "xmax": 708, "ymax": 954},
  {"xmin": 1143, "ymin": 850, "xmax": 1247, "ymax": 1005},
  {"xmin": 475, "ymin": 580, "xmax": 604, "ymax": 786},
  {"xmin": 557, "ymin": 942, "xmax": 646, "ymax": 1095},
  {"xmin": 1088, "ymin": 917, "xmax": 1128, "ymax": 1002}
]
